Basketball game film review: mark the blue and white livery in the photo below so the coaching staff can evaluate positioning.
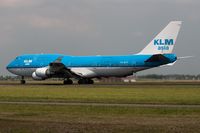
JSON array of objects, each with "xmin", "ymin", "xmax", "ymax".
[{"xmin": 7, "ymin": 21, "xmax": 182, "ymax": 84}]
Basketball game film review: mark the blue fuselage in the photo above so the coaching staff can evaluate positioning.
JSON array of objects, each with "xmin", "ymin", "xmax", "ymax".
[{"xmin": 7, "ymin": 53, "xmax": 177, "ymax": 78}]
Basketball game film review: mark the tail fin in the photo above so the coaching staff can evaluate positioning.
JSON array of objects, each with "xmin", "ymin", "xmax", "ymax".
[{"xmin": 139, "ymin": 21, "xmax": 182, "ymax": 55}]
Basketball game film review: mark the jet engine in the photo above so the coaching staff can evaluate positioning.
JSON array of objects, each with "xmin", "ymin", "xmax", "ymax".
[
  {"xmin": 35, "ymin": 67, "xmax": 50, "ymax": 78},
  {"xmin": 32, "ymin": 67, "xmax": 51, "ymax": 80},
  {"xmin": 32, "ymin": 72, "xmax": 45, "ymax": 80}
]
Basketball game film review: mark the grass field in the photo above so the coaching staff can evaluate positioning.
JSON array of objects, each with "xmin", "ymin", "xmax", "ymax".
[
  {"xmin": 0, "ymin": 82, "xmax": 200, "ymax": 104},
  {"xmin": 0, "ymin": 81, "xmax": 200, "ymax": 133}
]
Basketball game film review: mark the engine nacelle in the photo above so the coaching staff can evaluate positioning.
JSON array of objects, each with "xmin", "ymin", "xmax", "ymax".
[
  {"xmin": 32, "ymin": 72, "xmax": 45, "ymax": 80},
  {"xmin": 35, "ymin": 67, "xmax": 50, "ymax": 78}
]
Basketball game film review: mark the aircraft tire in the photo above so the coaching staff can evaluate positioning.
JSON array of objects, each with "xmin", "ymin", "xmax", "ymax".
[
  {"xmin": 20, "ymin": 80, "xmax": 26, "ymax": 84},
  {"xmin": 88, "ymin": 79, "xmax": 94, "ymax": 84},
  {"xmin": 78, "ymin": 79, "xmax": 94, "ymax": 84},
  {"xmin": 78, "ymin": 79, "xmax": 84, "ymax": 84},
  {"xmin": 63, "ymin": 79, "xmax": 73, "ymax": 85}
]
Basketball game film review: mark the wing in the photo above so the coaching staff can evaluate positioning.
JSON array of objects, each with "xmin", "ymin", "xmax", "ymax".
[{"xmin": 48, "ymin": 56, "xmax": 80, "ymax": 78}]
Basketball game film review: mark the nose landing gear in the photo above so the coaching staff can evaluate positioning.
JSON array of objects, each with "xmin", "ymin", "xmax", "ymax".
[{"xmin": 20, "ymin": 76, "xmax": 26, "ymax": 84}]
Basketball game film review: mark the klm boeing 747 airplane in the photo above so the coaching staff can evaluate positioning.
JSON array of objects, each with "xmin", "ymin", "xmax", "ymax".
[{"xmin": 7, "ymin": 21, "xmax": 182, "ymax": 84}]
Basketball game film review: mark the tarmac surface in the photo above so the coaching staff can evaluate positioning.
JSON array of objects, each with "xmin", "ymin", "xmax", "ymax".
[{"xmin": 1, "ymin": 82, "xmax": 200, "ymax": 86}]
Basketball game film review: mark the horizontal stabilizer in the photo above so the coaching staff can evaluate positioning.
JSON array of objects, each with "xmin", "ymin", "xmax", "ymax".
[
  {"xmin": 177, "ymin": 56, "xmax": 194, "ymax": 60},
  {"xmin": 160, "ymin": 61, "xmax": 177, "ymax": 67},
  {"xmin": 145, "ymin": 54, "xmax": 169, "ymax": 62},
  {"xmin": 160, "ymin": 56, "xmax": 193, "ymax": 67}
]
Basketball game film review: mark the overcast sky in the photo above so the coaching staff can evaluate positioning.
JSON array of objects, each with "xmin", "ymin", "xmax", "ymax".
[{"xmin": 0, "ymin": 0, "xmax": 199, "ymax": 75}]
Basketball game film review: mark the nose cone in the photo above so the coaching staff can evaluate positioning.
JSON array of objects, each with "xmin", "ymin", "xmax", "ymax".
[
  {"xmin": 7, "ymin": 62, "xmax": 11, "ymax": 69},
  {"xmin": 6, "ymin": 60, "xmax": 15, "ymax": 74}
]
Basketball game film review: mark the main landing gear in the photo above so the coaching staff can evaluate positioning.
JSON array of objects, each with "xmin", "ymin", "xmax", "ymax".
[
  {"xmin": 78, "ymin": 78, "xmax": 94, "ymax": 84},
  {"xmin": 63, "ymin": 78, "xmax": 94, "ymax": 85},
  {"xmin": 20, "ymin": 76, "xmax": 26, "ymax": 84},
  {"xmin": 63, "ymin": 79, "xmax": 73, "ymax": 85}
]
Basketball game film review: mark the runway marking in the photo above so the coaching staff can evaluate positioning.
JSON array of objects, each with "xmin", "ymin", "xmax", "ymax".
[{"xmin": 0, "ymin": 101, "xmax": 200, "ymax": 108}]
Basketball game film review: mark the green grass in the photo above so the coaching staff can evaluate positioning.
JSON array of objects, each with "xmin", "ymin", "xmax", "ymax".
[
  {"xmin": 0, "ymin": 104, "xmax": 200, "ymax": 133},
  {"xmin": 1, "ymin": 82, "xmax": 200, "ymax": 133},
  {"xmin": 1, "ymin": 104, "xmax": 200, "ymax": 118},
  {"xmin": 0, "ymin": 84, "xmax": 200, "ymax": 104}
]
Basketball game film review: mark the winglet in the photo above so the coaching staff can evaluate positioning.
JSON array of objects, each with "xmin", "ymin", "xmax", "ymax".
[{"xmin": 54, "ymin": 56, "xmax": 64, "ymax": 63}]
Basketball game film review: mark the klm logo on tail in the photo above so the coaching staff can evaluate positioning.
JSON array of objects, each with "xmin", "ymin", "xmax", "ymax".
[
  {"xmin": 154, "ymin": 39, "xmax": 174, "ymax": 51},
  {"xmin": 154, "ymin": 39, "xmax": 174, "ymax": 45}
]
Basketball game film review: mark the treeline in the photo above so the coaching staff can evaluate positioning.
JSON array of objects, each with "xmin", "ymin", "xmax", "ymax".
[
  {"xmin": 138, "ymin": 74, "xmax": 200, "ymax": 80},
  {"xmin": 0, "ymin": 76, "xmax": 20, "ymax": 80}
]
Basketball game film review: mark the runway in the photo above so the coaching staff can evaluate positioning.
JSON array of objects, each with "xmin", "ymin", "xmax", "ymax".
[
  {"xmin": 1, "ymin": 81, "xmax": 200, "ymax": 86},
  {"xmin": 0, "ymin": 101, "xmax": 200, "ymax": 108}
]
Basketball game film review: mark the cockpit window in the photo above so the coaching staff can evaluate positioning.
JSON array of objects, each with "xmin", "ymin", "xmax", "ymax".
[{"xmin": 15, "ymin": 56, "xmax": 21, "ymax": 60}]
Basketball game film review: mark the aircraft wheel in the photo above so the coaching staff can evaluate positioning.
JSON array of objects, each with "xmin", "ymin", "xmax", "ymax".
[
  {"xmin": 63, "ymin": 79, "xmax": 73, "ymax": 85},
  {"xmin": 78, "ymin": 79, "xmax": 94, "ymax": 84},
  {"xmin": 20, "ymin": 80, "xmax": 26, "ymax": 84},
  {"xmin": 88, "ymin": 79, "xmax": 94, "ymax": 84},
  {"xmin": 78, "ymin": 79, "xmax": 85, "ymax": 84}
]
